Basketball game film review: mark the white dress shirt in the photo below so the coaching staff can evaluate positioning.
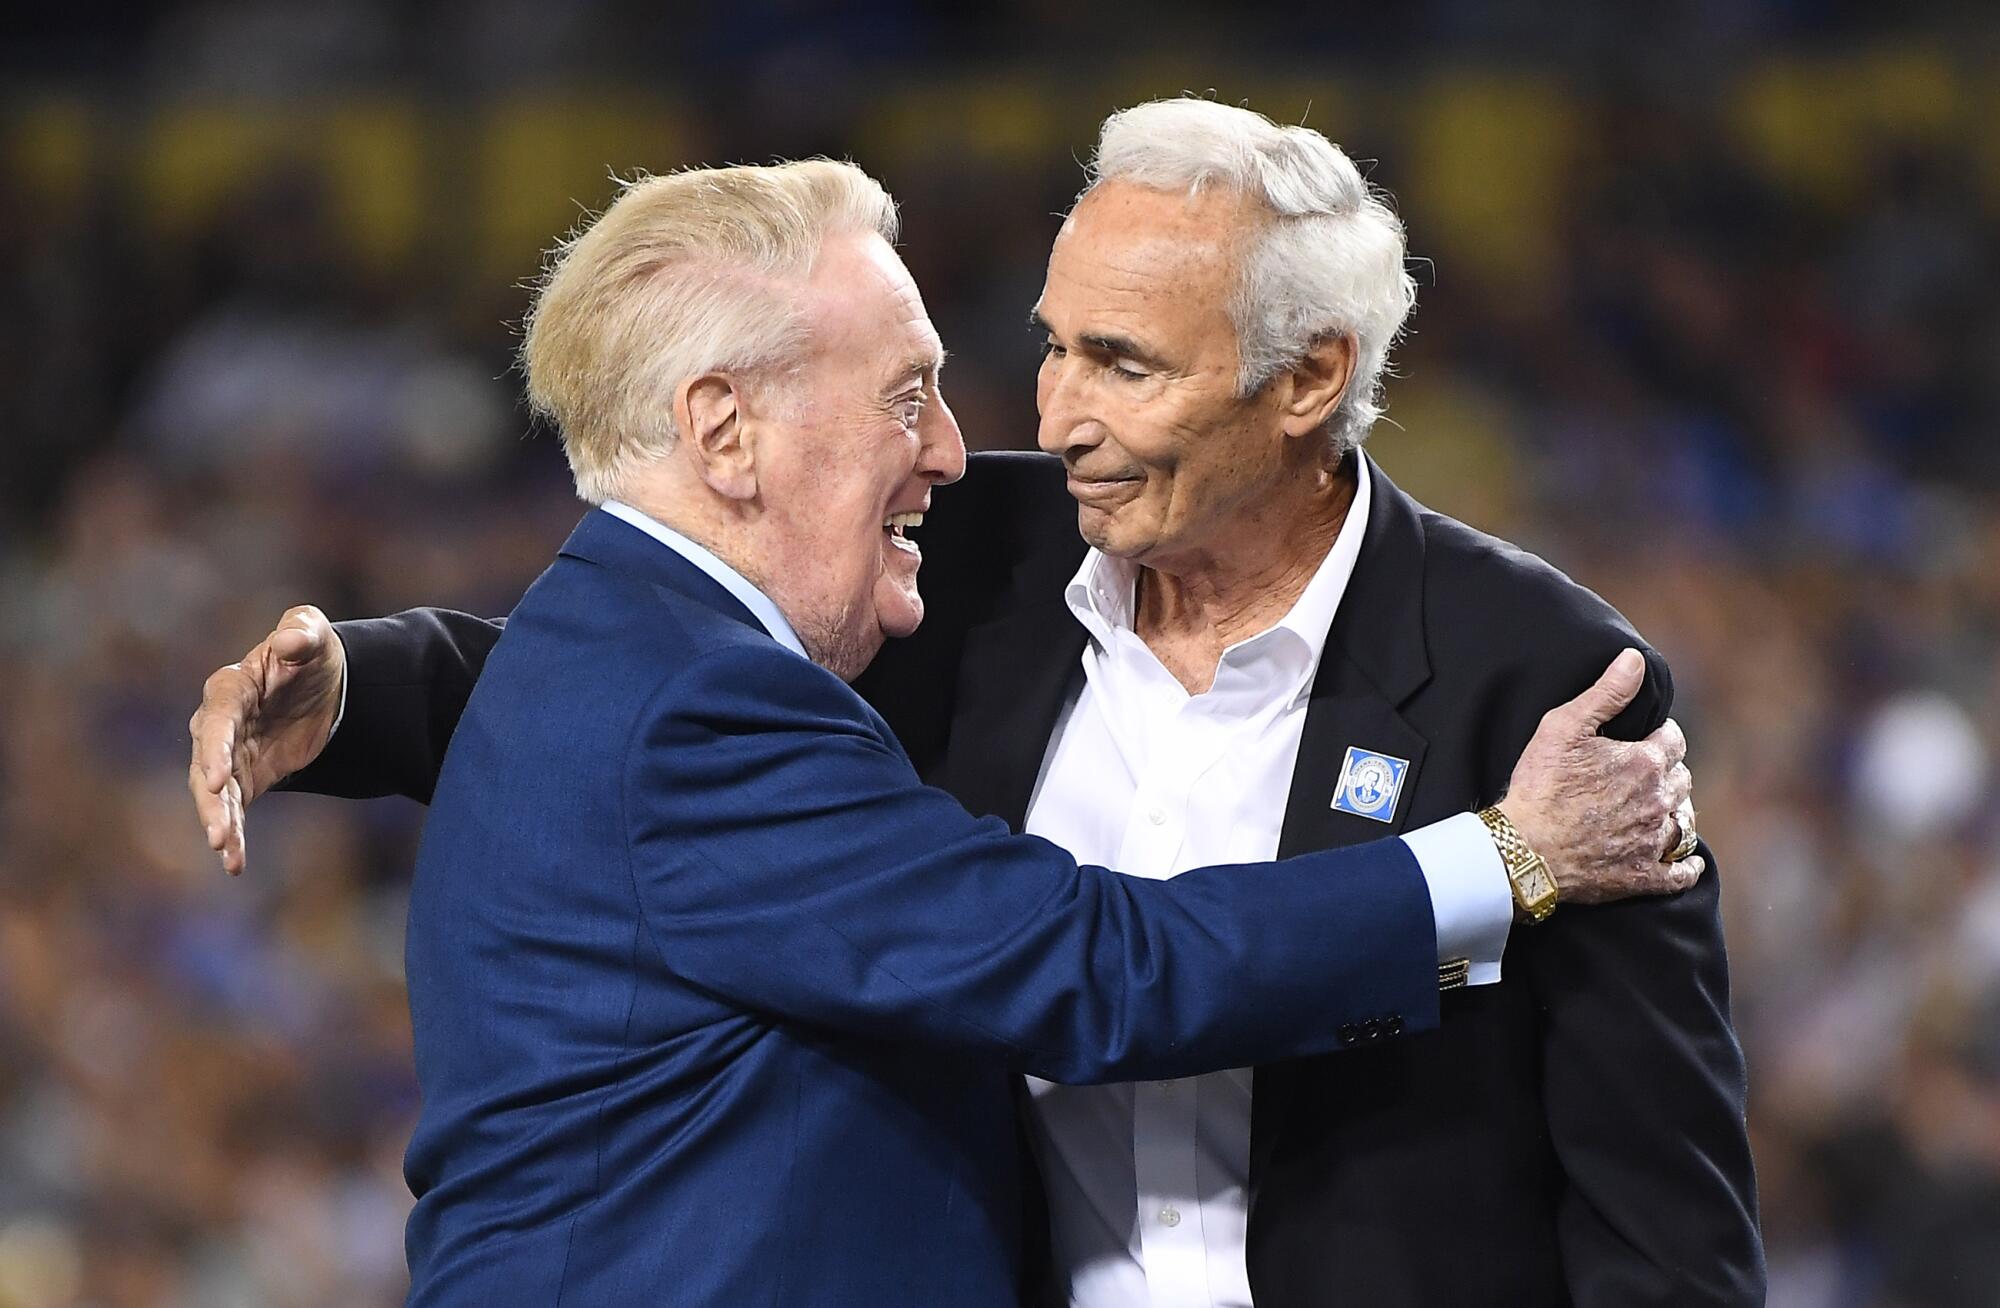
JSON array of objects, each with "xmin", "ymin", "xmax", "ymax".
[{"xmin": 1021, "ymin": 454, "xmax": 1512, "ymax": 1308}]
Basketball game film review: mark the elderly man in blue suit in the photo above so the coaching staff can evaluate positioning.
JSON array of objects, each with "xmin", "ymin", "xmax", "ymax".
[{"xmin": 190, "ymin": 159, "xmax": 1698, "ymax": 1305}]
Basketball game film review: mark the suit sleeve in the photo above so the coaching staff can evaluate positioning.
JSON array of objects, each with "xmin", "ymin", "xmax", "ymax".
[
  {"xmin": 625, "ymin": 643, "xmax": 1444, "ymax": 1085},
  {"xmin": 1526, "ymin": 647, "xmax": 1765, "ymax": 1306},
  {"xmin": 283, "ymin": 608, "xmax": 504, "ymax": 802}
]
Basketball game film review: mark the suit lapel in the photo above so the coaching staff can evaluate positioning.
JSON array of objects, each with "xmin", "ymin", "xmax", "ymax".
[
  {"xmin": 1256, "ymin": 457, "xmax": 1436, "ymax": 1199},
  {"xmin": 1277, "ymin": 652, "xmax": 1431, "ymax": 857},
  {"xmin": 942, "ymin": 594, "xmax": 1086, "ymax": 830},
  {"xmin": 1277, "ymin": 456, "xmax": 1434, "ymax": 857}
]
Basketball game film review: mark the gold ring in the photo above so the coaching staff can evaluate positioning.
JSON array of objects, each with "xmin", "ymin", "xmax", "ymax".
[{"xmin": 1664, "ymin": 803, "xmax": 1699, "ymax": 863}]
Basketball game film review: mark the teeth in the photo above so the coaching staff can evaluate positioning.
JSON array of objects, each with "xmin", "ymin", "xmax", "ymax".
[{"xmin": 884, "ymin": 512, "xmax": 924, "ymax": 529}]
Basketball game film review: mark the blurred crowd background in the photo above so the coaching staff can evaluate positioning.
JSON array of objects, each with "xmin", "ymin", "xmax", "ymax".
[{"xmin": 4, "ymin": 2, "xmax": 1999, "ymax": 1305}]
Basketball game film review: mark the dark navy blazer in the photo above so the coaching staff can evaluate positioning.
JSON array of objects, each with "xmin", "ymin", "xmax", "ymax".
[{"xmin": 398, "ymin": 508, "xmax": 1441, "ymax": 1307}]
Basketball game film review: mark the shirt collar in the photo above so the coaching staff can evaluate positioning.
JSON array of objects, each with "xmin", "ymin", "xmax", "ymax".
[
  {"xmin": 1062, "ymin": 450, "xmax": 1375, "ymax": 681},
  {"xmin": 599, "ymin": 500, "xmax": 809, "ymax": 660}
]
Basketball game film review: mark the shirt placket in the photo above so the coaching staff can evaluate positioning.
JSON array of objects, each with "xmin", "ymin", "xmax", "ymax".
[{"xmin": 1122, "ymin": 692, "xmax": 1234, "ymax": 1308}]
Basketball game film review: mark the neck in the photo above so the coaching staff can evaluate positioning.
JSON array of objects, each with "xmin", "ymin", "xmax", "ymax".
[
  {"xmin": 1134, "ymin": 454, "xmax": 1357, "ymax": 694},
  {"xmin": 612, "ymin": 481, "xmax": 875, "ymax": 682},
  {"xmin": 615, "ymin": 481, "xmax": 779, "ymax": 613},
  {"xmin": 616, "ymin": 485, "xmax": 738, "ymax": 567}
]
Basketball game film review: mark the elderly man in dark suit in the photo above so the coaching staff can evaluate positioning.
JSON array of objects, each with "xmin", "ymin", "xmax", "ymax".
[{"xmin": 190, "ymin": 101, "xmax": 1750, "ymax": 1306}]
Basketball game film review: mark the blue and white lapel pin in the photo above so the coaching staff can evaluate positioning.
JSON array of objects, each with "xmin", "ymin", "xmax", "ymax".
[{"xmin": 1331, "ymin": 746, "xmax": 1410, "ymax": 823}]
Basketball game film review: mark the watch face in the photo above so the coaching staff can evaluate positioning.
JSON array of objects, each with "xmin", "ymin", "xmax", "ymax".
[{"xmin": 1519, "ymin": 861, "xmax": 1556, "ymax": 907}]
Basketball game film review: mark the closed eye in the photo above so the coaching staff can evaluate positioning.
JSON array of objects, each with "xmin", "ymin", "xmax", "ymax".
[{"xmin": 1041, "ymin": 337, "xmax": 1147, "ymax": 381}]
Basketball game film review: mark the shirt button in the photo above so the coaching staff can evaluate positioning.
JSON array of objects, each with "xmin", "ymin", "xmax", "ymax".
[
  {"xmin": 1147, "ymin": 806, "xmax": 1167, "ymax": 826},
  {"xmin": 1159, "ymin": 1207, "xmax": 1181, "ymax": 1228}
]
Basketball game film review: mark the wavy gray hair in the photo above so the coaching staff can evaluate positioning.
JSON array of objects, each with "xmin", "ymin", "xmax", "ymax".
[{"xmin": 1087, "ymin": 98, "xmax": 1417, "ymax": 454}]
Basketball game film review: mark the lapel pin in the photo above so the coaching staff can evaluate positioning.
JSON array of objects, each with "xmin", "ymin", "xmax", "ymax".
[{"xmin": 1332, "ymin": 746, "xmax": 1410, "ymax": 823}]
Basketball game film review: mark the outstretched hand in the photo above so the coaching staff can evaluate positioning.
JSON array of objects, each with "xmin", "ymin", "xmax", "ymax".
[{"xmin": 187, "ymin": 605, "xmax": 346, "ymax": 875}]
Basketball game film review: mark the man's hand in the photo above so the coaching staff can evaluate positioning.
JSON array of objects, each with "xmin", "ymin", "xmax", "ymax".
[
  {"xmin": 187, "ymin": 605, "xmax": 346, "ymax": 875},
  {"xmin": 1497, "ymin": 648, "xmax": 1702, "ymax": 906}
]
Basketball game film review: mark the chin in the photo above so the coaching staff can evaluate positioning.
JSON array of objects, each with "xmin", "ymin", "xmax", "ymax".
[
  {"xmin": 1075, "ymin": 507, "xmax": 1113, "ymax": 551},
  {"xmin": 1077, "ymin": 514, "xmax": 1146, "ymax": 561},
  {"xmin": 873, "ymin": 577, "xmax": 925, "ymax": 640},
  {"xmin": 880, "ymin": 601, "xmax": 924, "ymax": 640}
]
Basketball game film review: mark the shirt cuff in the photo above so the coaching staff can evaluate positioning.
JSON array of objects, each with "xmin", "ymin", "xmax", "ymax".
[{"xmin": 1399, "ymin": 812, "xmax": 1513, "ymax": 985}]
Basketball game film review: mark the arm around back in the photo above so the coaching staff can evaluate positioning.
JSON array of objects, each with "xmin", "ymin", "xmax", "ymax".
[
  {"xmin": 626, "ymin": 641, "xmax": 1443, "ymax": 1085},
  {"xmin": 285, "ymin": 456, "xmax": 1049, "ymax": 804},
  {"xmin": 287, "ymin": 609, "xmax": 506, "ymax": 801}
]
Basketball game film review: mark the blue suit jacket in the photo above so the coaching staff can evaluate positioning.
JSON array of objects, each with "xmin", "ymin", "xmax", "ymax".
[{"xmin": 402, "ymin": 509, "xmax": 1441, "ymax": 1307}]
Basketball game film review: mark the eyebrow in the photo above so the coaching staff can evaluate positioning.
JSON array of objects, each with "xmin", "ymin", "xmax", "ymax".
[
  {"xmin": 882, "ymin": 345, "xmax": 948, "ymax": 396},
  {"xmin": 1028, "ymin": 311, "xmax": 1168, "ymax": 371}
]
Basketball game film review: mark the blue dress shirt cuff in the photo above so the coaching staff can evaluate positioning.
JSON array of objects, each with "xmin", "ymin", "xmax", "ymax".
[{"xmin": 1400, "ymin": 812, "xmax": 1513, "ymax": 985}]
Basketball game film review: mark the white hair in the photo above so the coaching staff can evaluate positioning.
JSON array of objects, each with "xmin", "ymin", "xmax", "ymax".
[
  {"xmin": 521, "ymin": 160, "xmax": 899, "ymax": 504},
  {"xmin": 1087, "ymin": 98, "xmax": 1417, "ymax": 454}
]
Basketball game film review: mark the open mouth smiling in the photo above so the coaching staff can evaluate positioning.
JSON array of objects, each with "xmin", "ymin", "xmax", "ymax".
[{"xmin": 883, "ymin": 511, "xmax": 924, "ymax": 554}]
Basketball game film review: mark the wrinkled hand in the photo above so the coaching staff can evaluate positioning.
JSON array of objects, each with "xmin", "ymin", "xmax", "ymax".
[
  {"xmin": 1496, "ymin": 649, "xmax": 1702, "ymax": 907},
  {"xmin": 187, "ymin": 605, "xmax": 346, "ymax": 875}
]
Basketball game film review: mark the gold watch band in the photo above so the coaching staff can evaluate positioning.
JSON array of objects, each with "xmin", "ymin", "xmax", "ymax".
[{"xmin": 1476, "ymin": 805, "xmax": 1558, "ymax": 923}]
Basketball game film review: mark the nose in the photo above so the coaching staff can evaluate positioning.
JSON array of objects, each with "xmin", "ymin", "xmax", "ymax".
[
  {"xmin": 1036, "ymin": 351, "xmax": 1098, "ymax": 459},
  {"xmin": 918, "ymin": 388, "xmax": 967, "ymax": 485}
]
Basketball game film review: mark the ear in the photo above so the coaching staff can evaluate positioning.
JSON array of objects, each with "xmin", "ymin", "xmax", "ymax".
[
  {"xmin": 674, "ymin": 373, "xmax": 759, "ymax": 501},
  {"xmin": 1277, "ymin": 332, "xmax": 1358, "ymax": 440}
]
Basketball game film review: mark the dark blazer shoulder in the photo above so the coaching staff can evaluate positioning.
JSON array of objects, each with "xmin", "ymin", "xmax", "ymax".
[
  {"xmin": 857, "ymin": 451, "xmax": 1081, "ymax": 771},
  {"xmin": 1412, "ymin": 498, "xmax": 1671, "ymax": 738},
  {"xmin": 931, "ymin": 451, "xmax": 1076, "ymax": 577},
  {"xmin": 961, "ymin": 449, "xmax": 1069, "ymax": 503},
  {"xmin": 1418, "ymin": 506, "xmax": 1646, "ymax": 654}
]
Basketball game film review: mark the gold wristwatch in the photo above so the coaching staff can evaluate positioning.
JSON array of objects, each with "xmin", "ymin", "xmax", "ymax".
[{"xmin": 1477, "ymin": 806, "xmax": 1557, "ymax": 923}]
